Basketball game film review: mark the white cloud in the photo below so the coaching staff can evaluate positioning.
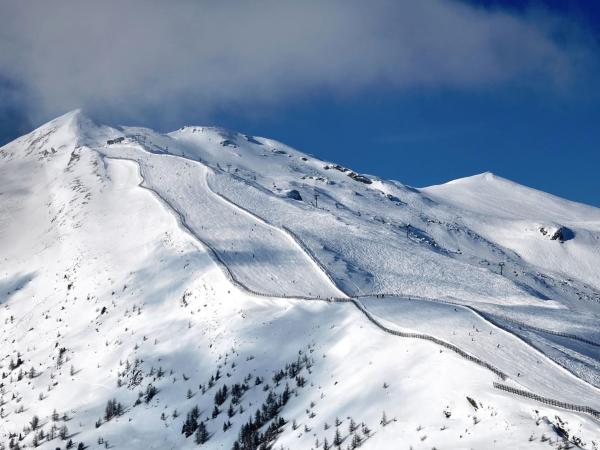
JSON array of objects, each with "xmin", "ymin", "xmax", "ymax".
[{"xmin": 0, "ymin": 0, "xmax": 589, "ymax": 125}]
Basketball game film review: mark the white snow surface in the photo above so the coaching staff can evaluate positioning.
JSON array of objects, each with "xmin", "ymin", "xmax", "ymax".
[{"xmin": 1, "ymin": 110, "xmax": 599, "ymax": 449}]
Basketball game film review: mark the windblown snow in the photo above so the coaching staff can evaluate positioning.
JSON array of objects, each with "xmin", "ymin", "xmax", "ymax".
[{"xmin": 1, "ymin": 110, "xmax": 599, "ymax": 449}]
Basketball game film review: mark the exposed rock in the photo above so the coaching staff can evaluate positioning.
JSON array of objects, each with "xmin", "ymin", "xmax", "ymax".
[
  {"xmin": 106, "ymin": 137, "xmax": 125, "ymax": 145},
  {"xmin": 243, "ymin": 134, "xmax": 262, "ymax": 145},
  {"xmin": 551, "ymin": 226, "xmax": 574, "ymax": 242},
  {"xmin": 285, "ymin": 189, "xmax": 303, "ymax": 201},
  {"xmin": 348, "ymin": 172, "xmax": 372, "ymax": 184},
  {"xmin": 539, "ymin": 225, "xmax": 574, "ymax": 242},
  {"xmin": 220, "ymin": 139, "xmax": 238, "ymax": 148},
  {"xmin": 386, "ymin": 194, "xmax": 405, "ymax": 205}
]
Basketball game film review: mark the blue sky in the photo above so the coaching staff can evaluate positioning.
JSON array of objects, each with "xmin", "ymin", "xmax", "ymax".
[{"xmin": 1, "ymin": 0, "xmax": 599, "ymax": 206}]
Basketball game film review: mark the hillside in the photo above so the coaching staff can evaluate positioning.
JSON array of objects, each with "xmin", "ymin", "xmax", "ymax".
[{"xmin": 1, "ymin": 110, "xmax": 599, "ymax": 449}]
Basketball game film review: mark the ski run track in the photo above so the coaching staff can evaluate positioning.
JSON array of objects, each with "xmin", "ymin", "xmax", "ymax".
[{"xmin": 97, "ymin": 143, "xmax": 600, "ymax": 420}]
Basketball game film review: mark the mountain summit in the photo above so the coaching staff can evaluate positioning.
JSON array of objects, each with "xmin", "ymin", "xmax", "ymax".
[{"xmin": 2, "ymin": 112, "xmax": 599, "ymax": 449}]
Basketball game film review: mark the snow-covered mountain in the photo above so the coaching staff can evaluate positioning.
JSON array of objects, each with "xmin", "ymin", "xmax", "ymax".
[{"xmin": 1, "ymin": 110, "xmax": 599, "ymax": 449}]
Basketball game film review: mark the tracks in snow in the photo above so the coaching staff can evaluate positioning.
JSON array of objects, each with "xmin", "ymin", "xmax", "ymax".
[{"xmin": 98, "ymin": 148, "xmax": 600, "ymax": 420}]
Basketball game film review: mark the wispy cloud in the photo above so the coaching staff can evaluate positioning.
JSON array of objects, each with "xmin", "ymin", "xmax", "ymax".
[{"xmin": 0, "ymin": 0, "xmax": 592, "ymax": 126}]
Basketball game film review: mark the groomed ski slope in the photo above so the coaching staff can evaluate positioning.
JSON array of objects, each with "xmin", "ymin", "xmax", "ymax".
[
  {"xmin": 99, "ymin": 143, "xmax": 344, "ymax": 299},
  {"xmin": 361, "ymin": 296, "xmax": 600, "ymax": 411}
]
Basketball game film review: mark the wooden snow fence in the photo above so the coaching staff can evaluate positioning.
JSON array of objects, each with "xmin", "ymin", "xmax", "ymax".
[
  {"xmin": 493, "ymin": 382, "xmax": 600, "ymax": 419},
  {"xmin": 348, "ymin": 298, "xmax": 508, "ymax": 380}
]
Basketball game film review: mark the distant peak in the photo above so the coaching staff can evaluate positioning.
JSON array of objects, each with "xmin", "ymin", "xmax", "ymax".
[{"xmin": 444, "ymin": 171, "xmax": 505, "ymax": 186}]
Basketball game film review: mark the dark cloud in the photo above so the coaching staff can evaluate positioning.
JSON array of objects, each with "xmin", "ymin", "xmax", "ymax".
[{"xmin": 0, "ymin": 0, "xmax": 592, "ymax": 127}]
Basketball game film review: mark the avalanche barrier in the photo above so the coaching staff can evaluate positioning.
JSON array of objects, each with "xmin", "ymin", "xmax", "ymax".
[{"xmin": 493, "ymin": 382, "xmax": 600, "ymax": 419}]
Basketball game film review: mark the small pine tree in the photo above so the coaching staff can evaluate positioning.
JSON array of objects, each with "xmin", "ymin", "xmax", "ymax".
[
  {"xmin": 333, "ymin": 427, "xmax": 342, "ymax": 447},
  {"xmin": 144, "ymin": 384, "xmax": 158, "ymax": 403},
  {"xmin": 349, "ymin": 418, "xmax": 356, "ymax": 433},
  {"xmin": 194, "ymin": 421, "xmax": 208, "ymax": 444},
  {"xmin": 380, "ymin": 411, "xmax": 388, "ymax": 426},
  {"xmin": 351, "ymin": 432, "xmax": 362, "ymax": 449},
  {"xmin": 362, "ymin": 424, "xmax": 371, "ymax": 437}
]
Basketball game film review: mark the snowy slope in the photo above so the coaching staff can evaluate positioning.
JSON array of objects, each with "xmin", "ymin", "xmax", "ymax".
[
  {"xmin": 1, "ymin": 111, "xmax": 599, "ymax": 449},
  {"xmin": 164, "ymin": 123, "xmax": 600, "ymax": 387},
  {"xmin": 423, "ymin": 172, "xmax": 600, "ymax": 291}
]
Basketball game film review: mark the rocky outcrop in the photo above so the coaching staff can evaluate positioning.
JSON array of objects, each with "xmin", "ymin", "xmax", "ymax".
[
  {"xmin": 285, "ymin": 189, "xmax": 303, "ymax": 201},
  {"xmin": 348, "ymin": 172, "xmax": 372, "ymax": 184},
  {"xmin": 539, "ymin": 225, "xmax": 574, "ymax": 242},
  {"xmin": 551, "ymin": 226, "xmax": 574, "ymax": 242}
]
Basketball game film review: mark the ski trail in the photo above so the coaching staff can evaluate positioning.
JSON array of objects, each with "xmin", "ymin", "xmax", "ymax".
[
  {"xmin": 100, "ymin": 144, "xmax": 341, "ymax": 299},
  {"xmin": 205, "ymin": 173, "xmax": 348, "ymax": 298},
  {"xmin": 97, "ymin": 150, "xmax": 600, "ymax": 420}
]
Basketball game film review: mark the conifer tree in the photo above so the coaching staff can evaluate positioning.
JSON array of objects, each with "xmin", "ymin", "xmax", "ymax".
[
  {"xmin": 333, "ymin": 427, "xmax": 343, "ymax": 447},
  {"xmin": 59, "ymin": 424, "xmax": 69, "ymax": 440},
  {"xmin": 380, "ymin": 411, "xmax": 388, "ymax": 426},
  {"xmin": 195, "ymin": 421, "xmax": 208, "ymax": 444},
  {"xmin": 349, "ymin": 418, "xmax": 356, "ymax": 433}
]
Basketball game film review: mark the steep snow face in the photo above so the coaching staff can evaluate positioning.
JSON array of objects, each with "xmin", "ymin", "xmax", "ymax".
[{"xmin": 1, "ymin": 111, "xmax": 600, "ymax": 449}]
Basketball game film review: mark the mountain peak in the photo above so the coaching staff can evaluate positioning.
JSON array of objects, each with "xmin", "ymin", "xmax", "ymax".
[
  {"xmin": 45, "ymin": 108, "xmax": 88, "ymax": 129},
  {"xmin": 423, "ymin": 170, "xmax": 600, "ymax": 222},
  {"xmin": 445, "ymin": 171, "xmax": 506, "ymax": 186}
]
